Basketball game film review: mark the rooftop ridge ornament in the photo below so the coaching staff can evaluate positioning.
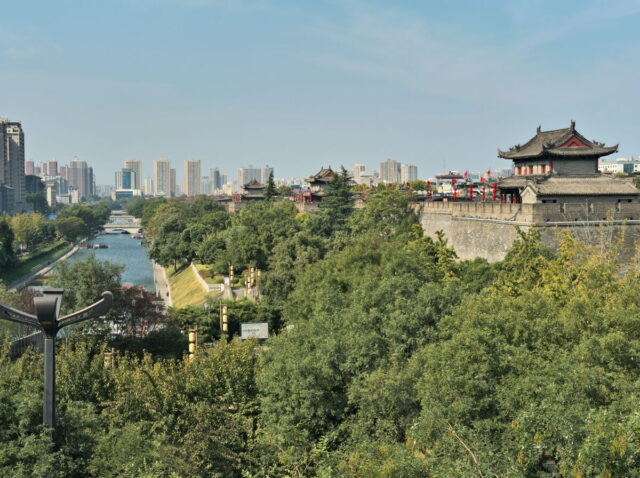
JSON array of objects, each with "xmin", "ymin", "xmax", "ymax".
[{"xmin": 0, "ymin": 289, "xmax": 113, "ymax": 444}]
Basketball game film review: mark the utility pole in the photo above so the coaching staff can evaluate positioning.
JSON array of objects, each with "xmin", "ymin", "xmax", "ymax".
[{"xmin": 0, "ymin": 289, "xmax": 113, "ymax": 443}]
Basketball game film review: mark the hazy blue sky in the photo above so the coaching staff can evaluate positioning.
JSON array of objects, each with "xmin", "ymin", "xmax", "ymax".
[{"xmin": 1, "ymin": 0, "xmax": 639, "ymax": 184}]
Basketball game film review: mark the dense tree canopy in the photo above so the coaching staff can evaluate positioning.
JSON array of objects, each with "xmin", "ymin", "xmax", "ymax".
[{"xmin": 6, "ymin": 194, "xmax": 640, "ymax": 476}]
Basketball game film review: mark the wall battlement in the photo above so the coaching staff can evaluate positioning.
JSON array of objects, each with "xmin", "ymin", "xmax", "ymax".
[{"xmin": 415, "ymin": 201, "xmax": 640, "ymax": 262}]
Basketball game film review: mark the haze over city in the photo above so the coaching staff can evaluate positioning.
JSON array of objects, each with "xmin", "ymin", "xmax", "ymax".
[{"xmin": 3, "ymin": 0, "xmax": 640, "ymax": 184}]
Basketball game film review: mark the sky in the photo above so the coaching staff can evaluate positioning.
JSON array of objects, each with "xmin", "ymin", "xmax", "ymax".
[{"xmin": 2, "ymin": 0, "xmax": 640, "ymax": 185}]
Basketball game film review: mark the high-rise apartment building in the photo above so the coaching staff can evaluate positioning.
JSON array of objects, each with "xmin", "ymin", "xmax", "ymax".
[
  {"xmin": 170, "ymin": 168, "xmax": 176, "ymax": 197},
  {"xmin": 211, "ymin": 168, "xmax": 221, "ymax": 190},
  {"xmin": 400, "ymin": 164, "xmax": 418, "ymax": 183},
  {"xmin": 68, "ymin": 158, "xmax": 92, "ymax": 200},
  {"xmin": 201, "ymin": 176, "xmax": 211, "ymax": 195},
  {"xmin": 353, "ymin": 164, "xmax": 365, "ymax": 181},
  {"xmin": 124, "ymin": 159, "xmax": 142, "ymax": 190},
  {"xmin": 238, "ymin": 166, "xmax": 261, "ymax": 186},
  {"xmin": 143, "ymin": 177, "xmax": 153, "ymax": 195},
  {"xmin": 0, "ymin": 118, "xmax": 26, "ymax": 213},
  {"xmin": 261, "ymin": 166, "xmax": 273, "ymax": 185},
  {"xmin": 183, "ymin": 159, "xmax": 201, "ymax": 197},
  {"xmin": 25, "ymin": 160, "xmax": 35, "ymax": 176},
  {"xmin": 59, "ymin": 165, "xmax": 68, "ymax": 180},
  {"xmin": 42, "ymin": 160, "xmax": 58, "ymax": 177},
  {"xmin": 380, "ymin": 158, "xmax": 401, "ymax": 183},
  {"xmin": 153, "ymin": 158, "xmax": 171, "ymax": 196},
  {"xmin": 115, "ymin": 168, "xmax": 136, "ymax": 189}
]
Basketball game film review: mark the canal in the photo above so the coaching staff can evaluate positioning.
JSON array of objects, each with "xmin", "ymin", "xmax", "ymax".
[{"xmin": 67, "ymin": 233, "xmax": 155, "ymax": 291}]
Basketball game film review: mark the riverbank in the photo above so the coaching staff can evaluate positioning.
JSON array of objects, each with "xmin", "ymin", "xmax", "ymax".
[
  {"xmin": 152, "ymin": 260, "xmax": 172, "ymax": 308},
  {"xmin": 5, "ymin": 240, "xmax": 81, "ymax": 290},
  {"xmin": 165, "ymin": 264, "xmax": 211, "ymax": 308}
]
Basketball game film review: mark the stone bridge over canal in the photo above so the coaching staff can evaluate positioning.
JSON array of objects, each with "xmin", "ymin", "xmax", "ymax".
[{"xmin": 103, "ymin": 213, "xmax": 142, "ymax": 233}]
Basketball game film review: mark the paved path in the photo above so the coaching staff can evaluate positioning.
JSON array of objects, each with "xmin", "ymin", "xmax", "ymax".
[
  {"xmin": 152, "ymin": 260, "xmax": 172, "ymax": 308},
  {"xmin": 8, "ymin": 240, "xmax": 84, "ymax": 290}
]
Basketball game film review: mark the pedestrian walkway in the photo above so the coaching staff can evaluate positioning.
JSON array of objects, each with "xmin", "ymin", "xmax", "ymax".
[
  {"xmin": 8, "ymin": 240, "xmax": 84, "ymax": 290},
  {"xmin": 152, "ymin": 260, "xmax": 172, "ymax": 308}
]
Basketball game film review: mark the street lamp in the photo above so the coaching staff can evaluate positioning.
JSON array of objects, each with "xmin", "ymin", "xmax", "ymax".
[{"xmin": 0, "ymin": 288, "xmax": 113, "ymax": 442}]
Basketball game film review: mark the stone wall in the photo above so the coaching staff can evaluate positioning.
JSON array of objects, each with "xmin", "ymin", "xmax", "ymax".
[{"xmin": 416, "ymin": 201, "xmax": 640, "ymax": 262}]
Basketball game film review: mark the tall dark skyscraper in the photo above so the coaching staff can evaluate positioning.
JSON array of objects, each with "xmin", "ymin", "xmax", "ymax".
[
  {"xmin": 0, "ymin": 118, "xmax": 26, "ymax": 213},
  {"xmin": 211, "ymin": 168, "xmax": 222, "ymax": 190}
]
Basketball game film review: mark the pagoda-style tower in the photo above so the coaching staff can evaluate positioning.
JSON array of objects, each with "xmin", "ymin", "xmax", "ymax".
[
  {"xmin": 498, "ymin": 121, "xmax": 617, "ymax": 176},
  {"xmin": 497, "ymin": 122, "xmax": 639, "ymax": 204},
  {"xmin": 241, "ymin": 179, "xmax": 265, "ymax": 201},
  {"xmin": 304, "ymin": 167, "xmax": 335, "ymax": 201}
]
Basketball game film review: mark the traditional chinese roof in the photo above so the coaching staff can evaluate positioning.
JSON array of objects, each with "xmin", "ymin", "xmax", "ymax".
[
  {"xmin": 496, "ymin": 177, "xmax": 529, "ymax": 190},
  {"xmin": 499, "ymin": 174, "xmax": 640, "ymax": 196},
  {"xmin": 305, "ymin": 167, "xmax": 335, "ymax": 184},
  {"xmin": 243, "ymin": 179, "xmax": 263, "ymax": 190},
  {"xmin": 498, "ymin": 121, "xmax": 618, "ymax": 160}
]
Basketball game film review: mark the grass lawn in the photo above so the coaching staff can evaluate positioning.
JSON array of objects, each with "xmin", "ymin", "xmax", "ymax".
[
  {"xmin": 1, "ymin": 241, "xmax": 70, "ymax": 286},
  {"xmin": 193, "ymin": 263, "xmax": 225, "ymax": 285},
  {"xmin": 168, "ymin": 264, "xmax": 217, "ymax": 308}
]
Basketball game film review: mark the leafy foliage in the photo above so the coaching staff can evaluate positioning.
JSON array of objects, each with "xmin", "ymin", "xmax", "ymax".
[{"xmin": 7, "ymin": 193, "xmax": 640, "ymax": 477}]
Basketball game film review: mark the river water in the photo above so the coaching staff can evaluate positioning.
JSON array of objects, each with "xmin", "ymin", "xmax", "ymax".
[{"xmin": 66, "ymin": 233, "xmax": 155, "ymax": 291}]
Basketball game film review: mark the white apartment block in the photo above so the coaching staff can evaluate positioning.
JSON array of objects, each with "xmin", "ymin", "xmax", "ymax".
[
  {"xmin": 154, "ymin": 158, "xmax": 171, "ymax": 196},
  {"xmin": 184, "ymin": 159, "xmax": 201, "ymax": 197}
]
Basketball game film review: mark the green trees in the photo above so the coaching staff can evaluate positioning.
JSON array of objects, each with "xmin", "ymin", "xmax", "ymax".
[
  {"xmin": 54, "ymin": 201, "xmax": 113, "ymax": 241},
  {"xmin": 124, "ymin": 196, "xmax": 146, "ymax": 218},
  {"xmin": 55, "ymin": 216, "xmax": 87, "ymax": 242},
  {"xmin": 144, "ymin": 197, "xmax": 230, "ymax": 269},
  {"xmin": 315, "ymin": 166, "xmax": 354, "ymax": 236},
  {"xmin": 48, "ymin": 254, "xmax": 123, "ymax": 317},
  {"xmin": 0, "ymin": 338, "xmax": 261, "ymax": 478},
  {"xmin": 263, "ymin": 170, "xmax": 277, "ymax": 200},
  {"xmin": 223, "ymin": 201, "xmax": 300, "ymax": 270},
  {"xmin": 0, "ymin": 217, "xmax": 15, "ymax": 270},
  {"xmin": 6, "ymin": 214, "xmax": 55, "ymax": 252},
  {"xmin": 7, "ymin": 191, "xmax": 640, "ymax": 476}
]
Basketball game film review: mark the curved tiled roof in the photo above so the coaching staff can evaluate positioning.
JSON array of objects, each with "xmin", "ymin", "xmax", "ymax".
[
  {"xmin": 499, "ymin": 174, "xmax": 640, "ymax": 196},
  {"xmin": 498, "ymin": 121, "xmax": 618, "ymax": 160},
  {"xmin": 305, "ymin": 167, "xmax": 335, "ymax": 183}
]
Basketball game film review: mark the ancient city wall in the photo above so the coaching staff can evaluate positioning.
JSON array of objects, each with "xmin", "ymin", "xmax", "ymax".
[{"xmin": 415, "ymin": 201, "xmax": 640, "ymax": 262}]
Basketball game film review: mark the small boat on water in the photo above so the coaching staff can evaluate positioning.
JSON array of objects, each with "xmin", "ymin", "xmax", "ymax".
[{"xmin": 79, "ymin": 243, "xmax": 108, "ymax": 249}]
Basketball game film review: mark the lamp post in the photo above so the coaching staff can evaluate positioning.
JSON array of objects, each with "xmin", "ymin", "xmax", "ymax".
[{"xmin": 0, "ymin": 288, "xmax": 113, "ymax": 442}]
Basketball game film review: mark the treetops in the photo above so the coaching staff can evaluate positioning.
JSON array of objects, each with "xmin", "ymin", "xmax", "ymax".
[{"xmin": 28, "ymin": 185, "xmax": 640, "ymax": 476}]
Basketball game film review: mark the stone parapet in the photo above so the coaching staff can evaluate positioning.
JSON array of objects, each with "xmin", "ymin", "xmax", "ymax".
[
  {"xmin": 414, "ymin": 201, "xmax": 640, "ymax": 224},
  {"xmin": 415, "ymin": 201, "xmax": 640, "ymax": 262}
]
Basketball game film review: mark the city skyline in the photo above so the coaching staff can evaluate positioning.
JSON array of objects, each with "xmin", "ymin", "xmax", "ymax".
[{"xmin": 3, "ymin": 1, "xmax": 640, "ymax": 184}]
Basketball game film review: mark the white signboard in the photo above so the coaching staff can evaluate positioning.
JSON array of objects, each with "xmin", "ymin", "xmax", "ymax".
[{"xmin": 240, "ymin": 322, "xmax": 269, "ymax": 340}]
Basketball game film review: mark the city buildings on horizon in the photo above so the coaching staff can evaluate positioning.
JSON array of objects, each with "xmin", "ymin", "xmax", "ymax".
[
  {"xmin": 153, "ymin": 158, "xmax": 172, "ymax": 197},
  {"xmin": 183, "ymin": 159, "xmax": 201, "ymax": 197},
  {"xmin": 124, "ymin": 159, "xmax": 142, "ymax": 190},
  {"xmin": 0, "ymin": 118, "xmax": 26, "ymax": 213}
]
